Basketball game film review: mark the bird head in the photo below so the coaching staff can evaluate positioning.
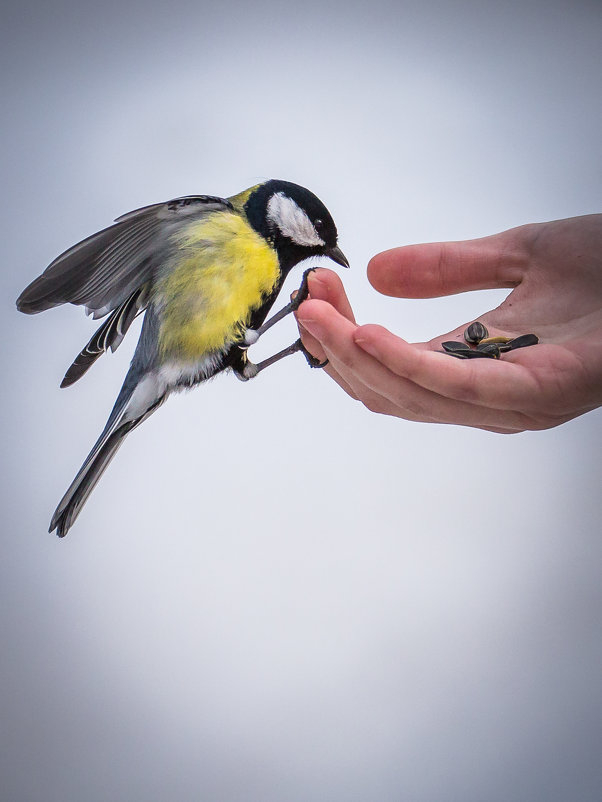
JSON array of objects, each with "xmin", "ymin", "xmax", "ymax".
[{"xmin": 244, "ymin": 179, "xmax": 349, "ymax": 272}]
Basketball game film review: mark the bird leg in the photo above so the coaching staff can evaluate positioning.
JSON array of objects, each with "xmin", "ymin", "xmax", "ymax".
[
  {"xmin": 235, "ymin": 339, "xmax": 327, "ymax": 381},
  {"xmin": 235, "ymin": 268, "xmax": 327, "ymax": 381},
  {"xmin": 243, "ymin": 267, "xmax": 314, "ymax": 346}
]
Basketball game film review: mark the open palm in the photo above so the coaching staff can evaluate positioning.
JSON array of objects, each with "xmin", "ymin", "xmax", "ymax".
[{"xmin": 296, "ymin": 215, "xmax": 602, "ymax": 433}]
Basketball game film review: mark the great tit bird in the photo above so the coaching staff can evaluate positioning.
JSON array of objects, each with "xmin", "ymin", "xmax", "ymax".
[{"xmin": 17, "ymin": 179, "xmax": 348, "ymax": 537}]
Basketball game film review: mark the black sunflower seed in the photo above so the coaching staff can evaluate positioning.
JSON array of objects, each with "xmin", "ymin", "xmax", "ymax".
[
  {"xmin": 442, "ymin": 341, "xmax": 471, "ymax": 353},
  {"xmin": 464, "ymin": 322, "xmax": 489, "ymax": 344},
  {"xmin": 476, "ymin": 343, "xmax": 501, "ymax": 358},
  {"xmin": 508, "ymin": 334, "xmax": 539, "ymax": 350}
]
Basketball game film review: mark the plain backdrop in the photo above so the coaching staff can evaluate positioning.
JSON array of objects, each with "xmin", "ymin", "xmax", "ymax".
[{"xmin": 2, "ymin": 1, "xmax": 601, "ymax": 800}]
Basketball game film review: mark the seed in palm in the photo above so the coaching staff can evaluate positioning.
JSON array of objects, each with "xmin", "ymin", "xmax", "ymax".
[
  {"xmin": 476, "ymin": 342, "xmax": 501, "ymax": 358},
  {"xmin": 508, "ymin": 333, "xmax": 539, "ymax": 350},
  {"xmin": 463, "ymin": 349, "xmax": 498, "ymax": 359},
  {"xmin": 480, "ymin": 335, "xmax": 512, "ymax": 345},
  {"xmin": 464, "ymin": 322, "xmax": 489, "ymax": 344},
  {"xmin": 442, "ymin": 341, "xmax": 472, "ymax": 354}
]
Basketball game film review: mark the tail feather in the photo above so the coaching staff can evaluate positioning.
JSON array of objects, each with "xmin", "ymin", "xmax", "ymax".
[
  {"xmin": 50, "ymin": 424, "xmax": 134, "ymax": 537},
  {"xmin": 50, "ymin": 373, "xmax": 166, "ymax": 537}
]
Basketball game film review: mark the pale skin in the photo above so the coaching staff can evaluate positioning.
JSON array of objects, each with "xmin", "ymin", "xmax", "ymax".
[{"xmin": 295, "ymin": 214, "xmax": 602, "ymax": 433}]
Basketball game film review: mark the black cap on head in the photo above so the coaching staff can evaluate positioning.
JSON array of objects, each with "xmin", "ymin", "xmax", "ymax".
[{"xmin": 245, "ymin": 180, "xmax": 346, "ymax": 271}]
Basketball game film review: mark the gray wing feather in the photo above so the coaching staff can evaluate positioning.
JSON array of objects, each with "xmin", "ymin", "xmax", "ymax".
[
  {"xmin": 60, "ymin": 287, "xmax": 146, "ymax": 387},
  {"xmin": 16, "ymin": 195, "xmax": 232, "ymax": 315}
]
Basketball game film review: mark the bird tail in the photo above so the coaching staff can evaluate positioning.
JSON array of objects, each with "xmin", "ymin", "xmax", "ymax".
[{"xmin": 50, "ymin": 371, "xmax": 166, "ymax": 538}]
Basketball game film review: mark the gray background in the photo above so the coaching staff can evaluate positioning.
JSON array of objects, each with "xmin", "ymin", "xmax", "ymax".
[{"xmin": 2, "ymin": 1, "xmax": 601, "ymax": 800}]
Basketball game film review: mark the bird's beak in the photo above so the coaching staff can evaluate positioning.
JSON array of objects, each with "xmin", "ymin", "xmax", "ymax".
[{"xmin": 326, "ymin": 245, "xmax": 350, "ymax": 268}]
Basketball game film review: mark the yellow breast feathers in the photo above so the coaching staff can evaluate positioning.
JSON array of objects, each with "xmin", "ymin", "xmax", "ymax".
[{"xmin": 157, "ymin": 211, "xmax": 280, "ymax": 360}]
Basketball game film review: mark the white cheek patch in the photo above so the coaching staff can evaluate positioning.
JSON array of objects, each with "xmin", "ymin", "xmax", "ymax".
[{"xmin": 266, "ymin": 192, "xmax": 325, "ymax": 247}]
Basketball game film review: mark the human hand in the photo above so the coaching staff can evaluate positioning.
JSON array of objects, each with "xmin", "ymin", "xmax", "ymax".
[{"xmin": 296, "ymin": 215, "xmax": 602, "ymax": 433}]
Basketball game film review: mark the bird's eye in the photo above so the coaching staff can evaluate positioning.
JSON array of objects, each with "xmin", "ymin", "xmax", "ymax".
[{"xmin": 314, "ymin": 218, "xmax": 324, "ymax": 230}]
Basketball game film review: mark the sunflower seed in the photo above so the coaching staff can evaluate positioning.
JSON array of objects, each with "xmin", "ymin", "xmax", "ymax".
[
  {"xmin": 442, "ymin": 341, "xmax": 472, "ymax": 353},
  {"xmin": 464, "ymin": 321, "xmax": 489, "ymax": 344},
  {"xmin": 508, "ymin": 333, "xmax": 539, "ymax": 350},
  {"xmin": 463, "ymin": 349, "xmax": 498, "ymax": 359},
  {"xmin": 476, "ymin": 343, "xmax": 501, "ymax": 358},
  {"xmin": 480, "ymin": 335, "xmax": 512, "ymax": 345}
]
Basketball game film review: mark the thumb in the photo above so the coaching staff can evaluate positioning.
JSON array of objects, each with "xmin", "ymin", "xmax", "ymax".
[{"xmin": 367, "ymin": 229, "xmax": 527, "ymax": 299}]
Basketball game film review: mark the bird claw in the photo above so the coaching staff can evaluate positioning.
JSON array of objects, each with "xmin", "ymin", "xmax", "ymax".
[{"xmin": 296, "ymin": 338, "xmax": 328, "ymax": 369}]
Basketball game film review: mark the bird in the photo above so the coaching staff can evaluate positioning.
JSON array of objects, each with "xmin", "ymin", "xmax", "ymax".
[{"xmin": 17, "ymin": 179, "xmax": 349, "ymax": 537}]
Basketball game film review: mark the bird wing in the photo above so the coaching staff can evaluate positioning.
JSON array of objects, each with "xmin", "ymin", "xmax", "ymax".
[
  {"xmin": 16, "ymin": 195, "xmax": 233, "ymax": 316},
  {"xmin": 59, "ymin": 287, "xmax": 147, "ymax": 387}
]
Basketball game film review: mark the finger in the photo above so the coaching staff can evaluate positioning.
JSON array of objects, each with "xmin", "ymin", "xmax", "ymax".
[
  {"xmin": 306, "ymin": 268, "xmax": 356, "ymax": 323},
  {"xmin": 352, "ymin": 324, "xmax": 545, "ymax": 411},
  {"xmin": 296, "ymin": 319, "xmax": 359, "ymax": 401},
  {"xmin": 296, "ymin": 319, "xmax": 326, "ymax": 362},
  {"xmin": 323, "ymin": 345, "xmax": 536, "ymax": 431},
  {"xmin": 297, "ymin": 298, "xmax": 370, "ymax": 366},
  {"xmin": 294, "ymin": 269, "xmax": 356, "ymax": 390},
  {"xmin": 298, "ymin": 302, "xmax": 536, "ymax": 429},
  {"xmin": 476, "ymin": 426, "xmax": 520, "ymax": 434},
  {"xmin": 297, "ymin": 299, "xmax": 389, "ymax": 402},
  {"xmin": 320, "ymin": 362, "xmax": 361, "ymax": 402},
  {"xmin": 367, "ymin": 231, "xmax": 527, "ymax": 299},
  {"xmin": 317, "ymin": 347, "xmax": 405, "ymax": 416}
]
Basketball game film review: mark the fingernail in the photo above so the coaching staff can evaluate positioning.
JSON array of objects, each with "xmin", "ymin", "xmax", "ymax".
[{"xmin": 296, "ymin": 317, "xmax": 324, "ymax": 340}]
